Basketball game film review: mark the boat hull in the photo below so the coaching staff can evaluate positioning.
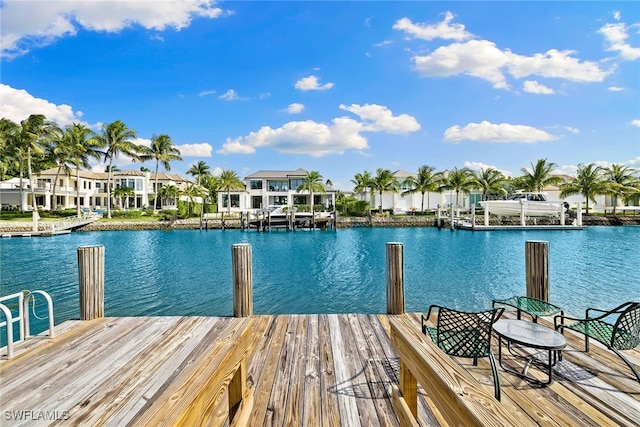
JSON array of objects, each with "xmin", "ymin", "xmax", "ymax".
[{"xmin": 479, "ymin": 200, "xmax": 565, "ymax": 218}]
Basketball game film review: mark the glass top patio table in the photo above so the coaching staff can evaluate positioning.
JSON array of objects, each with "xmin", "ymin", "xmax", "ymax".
[{"xmin": 492, "ymin": 319, "xmax": 567, "ymax": 385}]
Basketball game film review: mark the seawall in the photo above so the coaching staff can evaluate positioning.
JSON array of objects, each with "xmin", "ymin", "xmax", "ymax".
[{"xmin": 1, "ymin": 214, "xmax": 639, "ymax": 233}]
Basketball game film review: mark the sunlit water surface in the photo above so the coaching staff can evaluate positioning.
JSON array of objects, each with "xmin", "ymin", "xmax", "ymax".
[{"xmin": 1, "ymin": 226, "xmax": 638, "ymax": 342}]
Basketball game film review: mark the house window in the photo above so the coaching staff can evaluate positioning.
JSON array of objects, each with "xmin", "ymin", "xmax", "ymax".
[
  {"xmin": 293, "ymin": 195, "xmax": 307, "ymax": 205},
  {"xmin": 272, "ymin": 196, "xmax": 288, "ymax": 205},
  {"xmin": 251, "ymin": 196, "xmax": 262, "ymax": 209},
  {"xmin": 250, "ymin": 180, "xmax": 262, "ymax": 190},
  {"xmin": 222, "ymin": 194, "xmax": 240, "ymax": 208},
  {"xmin": 136, "ymin": 179, "xmax": 142, "ymax": 191},
  {"xmin": 96, "ymin": 182, "xmax": 101, "ymax": 189},
  {"xmin": 267, "ymin": 180, "xmax": 288, "ymax": 191},
  {"xmin": 289, "ymin": 178, "xmax": 304, "ymax": 190}
]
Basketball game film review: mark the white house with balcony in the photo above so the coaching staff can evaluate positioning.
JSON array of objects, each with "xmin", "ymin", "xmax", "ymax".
[
  {"xmin": 217, "ymin": 168, "xmax": 337, "ymax": 214},
  {"xmin": 0, "ymin": 168, "xmax": 192, "ymax": 211}
]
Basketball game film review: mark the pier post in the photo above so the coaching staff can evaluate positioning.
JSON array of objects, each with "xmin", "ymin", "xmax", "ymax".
[
  {"xmin": 525, "ymin": 241, "xmax": 549, "ymax": 302},
  {"xmin": 471, "ymin": 205, "xmax": 476, "ymax": 230},
  {"xmin": 520, "ymin": 200, "xmax": 526, "ymax": 226},
  {"xmin": 232, "ymin": 243, "xmax": 253, "ymax": 317},
  {"xmin": 386, "ymin": 242, "xmax": 405, "ymax": 314},
  {"xmin": 78, "ymin": 245, "xmax": 104, "ymax": 320},
  {"xmin": 576, "ymin": 202, "xmax": 583, "ymax": 226},
  {"xmin": 560, "ymin": 203, "xmax": 565, "ymax": 226},
  {"xmin": 484, "ymin": 205, "xmax": 489, "ymax": 226},
  {"xmin": 450, "ymin": 204, "xmax": 454, "ymax": 231},
  {"xmin": 436, "ymin": 205, "xmax": 441, "ymax": 229}
]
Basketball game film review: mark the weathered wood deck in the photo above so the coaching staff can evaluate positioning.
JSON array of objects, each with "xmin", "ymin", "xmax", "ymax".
[{"xmin": 1, "ymin": 312, "xmax": 639, "ymax": 426}]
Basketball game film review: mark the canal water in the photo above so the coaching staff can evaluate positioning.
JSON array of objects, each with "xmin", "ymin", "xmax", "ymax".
[{"xmin": 1, "ymin": 226, "xmax": 639, "ymax": 341}]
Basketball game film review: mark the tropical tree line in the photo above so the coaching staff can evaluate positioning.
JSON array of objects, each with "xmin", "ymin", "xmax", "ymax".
[
  {"xmin": 2, "ymin": 114, "xmax": 638, "ymax": 217},
  {"xmin": 0, "ymin": 114, "xmax": 187, "ymax": 218},
  {"xmin": 350, "ymin": 159, "xmax": 640, "ymax": 215}
]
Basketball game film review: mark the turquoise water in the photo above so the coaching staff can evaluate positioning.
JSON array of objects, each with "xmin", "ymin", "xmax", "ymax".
[{"xmin": 1, "ymin": 226, "xmax": 639, "ymax": 342}]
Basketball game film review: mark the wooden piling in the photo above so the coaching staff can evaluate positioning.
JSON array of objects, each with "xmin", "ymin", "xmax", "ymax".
[
  {"xmin": 232, "ymin": 243, "xmax": 253, "ymax": 317},
  {"xmin": 386, "ymin": 242, "xmax": 405, "ymax": 314},
  {"xmin": 78, "ymin": 245, "xmax": 104, "ymax": 320},
  {"xmin": 525, "ymin": 241, "xmax": 549, "ymax": 302}
]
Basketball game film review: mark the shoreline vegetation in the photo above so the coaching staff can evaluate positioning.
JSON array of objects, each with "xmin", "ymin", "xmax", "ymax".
[{"xmin": 1, "ymin": 214, "xmax": 639, "ymax": 233}]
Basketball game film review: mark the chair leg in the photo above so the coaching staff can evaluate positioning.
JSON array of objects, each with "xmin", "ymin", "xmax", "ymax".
[
  {"xmin": 611, "ymin": 348, "xmax": 640, "ymax": 383},
  {"xmin": 488, "ymin": 351, "xmax": 501, "ymax": 401}
]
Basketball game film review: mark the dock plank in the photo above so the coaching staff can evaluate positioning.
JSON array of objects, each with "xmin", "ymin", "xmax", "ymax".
[{"xmin": 1, "ymin": 312, "xmax": 638, "ymax": 426}]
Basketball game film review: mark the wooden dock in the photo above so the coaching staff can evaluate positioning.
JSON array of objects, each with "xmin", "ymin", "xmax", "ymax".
[{"xmin": 1, "ymin": 312, "xmax": 638, "ymax": 426}]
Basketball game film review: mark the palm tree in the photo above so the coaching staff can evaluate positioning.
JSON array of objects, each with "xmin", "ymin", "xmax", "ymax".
[
  {"xmin": 43, "ymin": 123, "xmax": 71, "ymax": 210},
  {"xmin": 0, "ymin": 118, "xmax": 23, "ymax": 201},
  {"xmin": 520, "ymin": 158, "xmax": 563, "ymax": 192},
  {"xmin": 0, "ymin": 118, "xmax": 22, "ymax": 179},
  {"xmin": 93, "ymin": 120, "xmax": 139, "ymax": 218},
  {"xmin": 441, "ymin": 167, "xmax": 476, "ymax": 207},
  {"xmin": 156, "ymin": 184, "xmax": 180, "ymax": 208},
  {"xmin": 67, "ymin": 123, "xmax": 102, "ymax": 216},
  {"xmin": 474, "ymin": 168, "xmax": 507, "ymax": 202},
  {"xmin": 559, "ymin": 163, "xmax": 607, "ymax": 214},
  {"xmin": 187, "ymin": 161, "xmax": 210, "ymax": 186},
  {"xmin": 146, "ymin": 134, "xmax": 182, "ymax": 213},
  {"xmin": 15, "ymin": 115, "xmax": 53, "ymax": 212},
  {"xmin": 351, "ymin": 170, "xmax": 373, "ymax": 208},
  {"xmin": 296, "ymin": 170, "xmax": 325, "ymax": 215},
  {"xmin": 371, "ymin": 168, "xmax": 398, "ymax": 213},
  {"xmin": 401, "ymin": 165, "xmax": 442, "ymax": 212},
  {"xmin": 602, "ymin": 164, "xmax": 638, "ymax": 215},
  {"xmin": 112, "ymin": 185, "xmax": 135, "ymax": 209},
  {"xmin": 217, "ymin": 169, "xmax": 245, "ymax": 214},
  {"xmin": 181, "ymin": 182, "xmax": 206, "ymax": 217}
]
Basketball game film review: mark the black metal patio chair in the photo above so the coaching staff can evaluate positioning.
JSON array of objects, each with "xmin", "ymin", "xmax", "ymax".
[
  {"xmin": 554, "ymin": 301, "xmax": 640, "ymax": 383},
  {"xmin": 422, "ymin": 305, "xmax": 504, "ymax": 400}
]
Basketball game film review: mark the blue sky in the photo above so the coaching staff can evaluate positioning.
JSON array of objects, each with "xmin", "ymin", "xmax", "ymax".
[{"xmin": 1, "ymin": 1, "xmax": 639, "ymax": 190}]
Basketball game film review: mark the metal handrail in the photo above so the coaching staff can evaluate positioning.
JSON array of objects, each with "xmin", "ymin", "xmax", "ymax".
[{"xmin": 0, "ymin": 290, "xmax": 54, "ymax": 359}]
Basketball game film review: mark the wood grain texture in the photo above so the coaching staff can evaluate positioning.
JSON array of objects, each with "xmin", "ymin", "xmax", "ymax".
[{"xmin": 1, "ymin": 312, "xmax": 637, "ymax": 426}]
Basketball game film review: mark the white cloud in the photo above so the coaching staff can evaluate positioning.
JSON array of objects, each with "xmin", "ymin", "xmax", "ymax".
[
  {"xmin": 523, "ymin": 80, "xmax": 554, "ymax": 94},
  {"xmin": 199, "ymin": 90, "xmax": 216, "ymax": 97},
  {"xmin": 219, "ymin": 104, "xmax": 420, "ymax": 157},
  {"xmin": 218, "ymin": 137, "xmax": 256, "ymax": 154},
  {"xmin": 608, "ymin": 86, "xmax": 624, "ymax": 91},
  {"xmin": 1, "ymin": 0, "xmax": 225, "ymax": 58},
  {"xmin": 219, "ymin": 118, "xmax": 367, "ymax": 157},
  {"xmin": 506, "ymin": 49, "xmax": 609, "ymax": 82},
  {"xmin": 598, "ymin": 21, "xmax": 640, "ymax": 60},
  {"xmin": 284, "ymin": 103, "xmax": 305, "ymax": 114},
  {"xmin": 463, "ymin": 161, "xmax": 512, "ymax": 177},
  {"xmin": 393, "ymin": 12, "xmax": 473, "ymax": 41},
  {"xmin": 409, "ymin": 34, "xmax": 608, "ymax": 89},
  {"xmin": 219, "ymin": 89, "xmax": 240, "ymax": 101},
  {"xmin": 412, "ymin": 40, "xmax": 511, "ymax": 89},
  {"xmin": 178, "ymin": 143, "xmax": 213, "ymax": 157},
  {"xmin": 628, "ymin": 156, "xmax": 640, "ymax": 166},
  {"xmin": 443, "ymin": 120, "xmax": 557, "ymax": 144},
  {"xmin": 0, "ymin": 84, "xmax": 87, "ymax": 126},
  {"xmin": 294, "ymin": 75, "xmax": 334, "ymax": 91},
  {"xmin": 629, "ymin": 119, "xmax": 640, "ymax": 127},
  {"xmin": 613, "ymin": 11, "xmax": 622, "ymax": 21},
  {"xmin": 563, "ymin": 126, "xmax": 580, "ymax": 135},
  {"xmin": 339, "ymin": 103, "xmax": 420, "ymax": 133}
]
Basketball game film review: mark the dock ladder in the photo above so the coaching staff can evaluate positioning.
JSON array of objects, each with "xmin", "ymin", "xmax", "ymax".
[{"xmin": 0, "ymin": 290, "xmax": 54, "ymax": 359}]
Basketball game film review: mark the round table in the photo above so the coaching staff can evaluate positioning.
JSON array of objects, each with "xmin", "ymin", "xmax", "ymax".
[{"xmin": 493, "ymin": 319, "xmax": 567, "ymax": 385}]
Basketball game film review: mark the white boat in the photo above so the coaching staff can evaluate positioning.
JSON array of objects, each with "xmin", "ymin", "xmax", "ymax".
[
  {"xmin": 479, "ymin": 193, "xmax": 569, "ymax": 218},
  {"xmin": 250, "ymin": 205, "xmax": 333, "ymax": 228}
]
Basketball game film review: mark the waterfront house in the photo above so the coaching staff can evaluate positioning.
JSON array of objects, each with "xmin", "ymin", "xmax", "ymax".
[
  {"xmin": 0, "ymin": 168, "xmax": 192, "ymax": 212},
  {"xmin": 217, "ymin": 168, "xmax": 337, "ymax": 214}
]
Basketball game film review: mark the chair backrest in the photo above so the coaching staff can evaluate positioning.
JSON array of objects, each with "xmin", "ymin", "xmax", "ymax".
[
  {"xmin": 612, "ymin": 302, "xmax": 640, "ymax": 350},
  {"xmin": 435, "ymin": 307, "xmax": 503, "ymax": 358}
]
